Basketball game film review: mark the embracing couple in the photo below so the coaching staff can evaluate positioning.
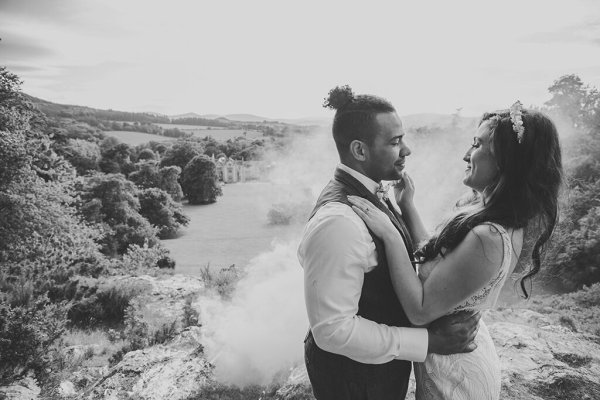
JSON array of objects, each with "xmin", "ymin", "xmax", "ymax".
[{"xmin": 298, "ymin": 86, "xmax": 563, "ymax": 399}]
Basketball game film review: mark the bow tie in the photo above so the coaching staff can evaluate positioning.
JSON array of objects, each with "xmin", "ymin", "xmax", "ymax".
[{"xmin": 376, "ymin": 182, "xmax": 391, "ymax": 202}]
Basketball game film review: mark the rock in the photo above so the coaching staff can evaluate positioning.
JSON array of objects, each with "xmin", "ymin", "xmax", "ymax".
[
  {"xmin": 58, "ymin": 381, "xmax": 76, "ymax": 397},
  {"xmin": 0, "ymin": 374, "xmax": 40, "ymax": 400},
  {"xmin": 84, "ymin": 326, "xmax": 212, "ymax": 400},
  {"xmin": 275, "ymin": 317, "xmax": 600, "ymax": 400}
]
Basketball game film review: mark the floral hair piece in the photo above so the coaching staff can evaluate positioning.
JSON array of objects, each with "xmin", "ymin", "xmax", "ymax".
[{"xmin": 509, "ymin": 100, "xmax": 525, "ymax": 144}]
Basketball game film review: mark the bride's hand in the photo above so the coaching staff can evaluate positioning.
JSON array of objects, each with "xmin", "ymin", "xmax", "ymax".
[
  {"xmin": 347, "ymin": 196, "xmax": 399, "ymax": 240},
  {"xmin": 394, "ymin": 171, "xmax": 416, "ymax": 208}
]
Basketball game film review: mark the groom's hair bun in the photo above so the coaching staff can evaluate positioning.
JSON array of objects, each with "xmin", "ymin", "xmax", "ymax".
[
  {"xmin": 326, "ymin": 87, "xmax": 396, "ymax": 156},
  {"xmin": 323, "ymin": 85, "xmax": 355, "ymax": 110}
]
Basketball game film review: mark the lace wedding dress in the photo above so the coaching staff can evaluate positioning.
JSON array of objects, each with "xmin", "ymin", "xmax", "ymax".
[{"xmin": 414, "ymin": 223, "xmax": 513, "ymax": 400}]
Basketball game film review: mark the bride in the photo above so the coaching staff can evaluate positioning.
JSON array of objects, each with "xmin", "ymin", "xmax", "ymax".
[{"xmin": 348, "ymin": 102, "xmax": 563, "ymax": 399}]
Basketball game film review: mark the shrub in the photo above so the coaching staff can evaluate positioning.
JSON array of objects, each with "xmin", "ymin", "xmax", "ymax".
[
  {"xmin": 67, "ymin": 283, "xmax": 141, "ymax": 328},
  {"xmin": 157, "ymin": 256, "xmax": 176, "ymax": 269},
  {"xmin": 199, "ymin": 264, "xmax": 241, "ymax": 299},
  {"xmin": 182, "ymin": 295, "xmax": 200, "ymax": 328},
  {"xmin": 120, "ymin": 241, "xmax": 172, "ymax": 272},
  {"xmin": 0, "ymin": 299, "xmax": 67, "ymax": 385}
]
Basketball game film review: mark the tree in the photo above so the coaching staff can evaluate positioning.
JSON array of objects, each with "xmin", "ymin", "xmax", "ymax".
[
  {"xmin": 128, "ymin": 162, "xmax": 184, "ymax": 202},
  {"xmin": 545, "ymin": 74, "xmax": 600, "ymax": 130},
  {"xmin": 181, "ymin": 155, "xmax": 222, "ymax": 204},
  {"xmin": 159, "ymin": 140, "xmax": 203, "ymax": 171},
  {"xmin": 80, "ymin": 174, "xmax": 158, "ymax": 255},
  {"xmin": 158, "ymin": 165, "xmax": 184, "ymax": 201},
  {"xmin": 99, "ymin": 142, "xmax": 134, "ymax": 174},
  {"xmin": 138, "ymin": 188, "xmax": 189, "ymax": 238}
]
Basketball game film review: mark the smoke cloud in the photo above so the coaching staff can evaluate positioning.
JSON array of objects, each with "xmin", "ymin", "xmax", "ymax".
[{"xmin": 197, "ymin": 240, "xmax": 307, "ymax": 386}]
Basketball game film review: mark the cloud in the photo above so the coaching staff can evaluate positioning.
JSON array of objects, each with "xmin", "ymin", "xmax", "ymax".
[
  {"xmin": 522, "ymin": 18, "xmax": 600, "ymax": 46},
  {"xmin": 0, "ymin": 0, "xmax": 95, "ymax": 27},
  {"xmin": 0, "ymin": 32, "xmax": 55, "ymax": 61}
]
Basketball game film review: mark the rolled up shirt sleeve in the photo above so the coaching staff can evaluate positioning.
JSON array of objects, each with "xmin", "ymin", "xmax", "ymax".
[{"xmin": 298, "ymin": 203, "xmax": 428, "ymax": 363}]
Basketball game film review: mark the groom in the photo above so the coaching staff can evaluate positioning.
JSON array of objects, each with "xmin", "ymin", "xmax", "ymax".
[{"xmin": 298, "ymin": 88, "xmax": 479, "ymax": 399}]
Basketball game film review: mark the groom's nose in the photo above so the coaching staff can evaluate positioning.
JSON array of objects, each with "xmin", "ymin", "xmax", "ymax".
[{"xmin": 400, "ymin": 143, "xmax": 411, "ymax": 157}]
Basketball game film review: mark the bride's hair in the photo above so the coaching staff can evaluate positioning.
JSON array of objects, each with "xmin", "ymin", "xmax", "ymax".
[
  {"xmin": 323, "ymin": 85, "xmax": 396, "ymax": 155},
  {"xmin": 416, "ymin": 109, "xmax": 563, "ymax": 298}
]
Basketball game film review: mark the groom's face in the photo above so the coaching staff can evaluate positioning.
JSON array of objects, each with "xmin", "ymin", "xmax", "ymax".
[{"xmin": 364, "ymin": 112, "xmax": 411, "ymax": 181}]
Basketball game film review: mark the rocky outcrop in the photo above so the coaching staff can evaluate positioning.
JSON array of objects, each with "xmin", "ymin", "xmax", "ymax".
[
  {"xmin": 0, "ymin": 375, "xmax": 40, "ymax": 400},
  {"xmin": 276, "ymin": 309, "xmax": 600, "ymax": 400},
  {"xmin": 83, "ymin": 327, "xmax": 212, "ymax": 400}
]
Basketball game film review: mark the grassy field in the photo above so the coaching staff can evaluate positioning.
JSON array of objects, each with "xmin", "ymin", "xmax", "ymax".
[
  {"xmin": 162, "ymin": 182, "xmax": 304, "ymax": 276},
  {"xmin": 155, "ymin": 123, "xmax": 264, "ymax": 142},
  {"xmin": 104, "ymin": 130, "xmax": 171, "ymax": 146}
]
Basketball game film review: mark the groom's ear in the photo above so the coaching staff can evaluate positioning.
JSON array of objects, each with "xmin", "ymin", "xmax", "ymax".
[{"xmin": 349, "ymin": 140, "xmax": 368, "ymax": 161}]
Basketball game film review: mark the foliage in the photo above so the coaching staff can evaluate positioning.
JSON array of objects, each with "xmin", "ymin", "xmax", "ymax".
[
  {"xmin": 182, "ymin": 295, "xmax": 200, "ymax": 328},
  {"xmin": 181, "ymin": 155, "xmax": 223, "ymax": 204},
  {"xmin": 99, "ymin": 142, "xmax": 135, "ymax": 174},
  {"xmin": 128, "ymin": 162, "xmax": 184, "ymax": 202},
  {"xmin": 540, "ymin": 75, "xmax": 600, "ymax": 291},
  {"xmin": 137, "ymin": 147, "xmax": 156, "ymax": 161},
  {"xmin": 527, "ymin": 283, "xmax": 600, "ymax": 336},
  {"xmin": 108, "ymin": 299, "xmax": 179, "ymax": 366},
  {"xmin": 160, "ymin": 140, "xmax": 203, "ymax": 171},
  {"xmin": 79, "ymin": 173, "xmax": 159, "ymax": 255},
  {"xmin": 158, "ymin": 165, "xmax": 184, "ymax": 201},
  {"xmin": 138, "ymin": 187, "xmax": 189, "ymax": 238},
  {"xmin": 120, "ymin": 241, "xmax": 173, "ymax": 271},
  {"xmin": 53, "ymin": 138, "xmax": 101, "ymax": 174},
  {"xmin": 199, "ymin": 264, "xmax": 241, "ymax": 299},
  {"xmin": 0, "ymin": 299, "xmax": 67, "ymax": 385},
  {"xmin": 545, "ymin": 74, "xmax": 600, "ymax": 130}
]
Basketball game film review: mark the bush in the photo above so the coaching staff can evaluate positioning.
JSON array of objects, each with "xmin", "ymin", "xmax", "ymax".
[
  {"xmin": 0, "ymin": 299, "xmax": 67, "ymax": 385},
  {"xmin": 67, "ymin": 283, "xmax": 142, "ymax": 328},
  {"xmin": 182, "ymin": 295, "xmax": 200, "ymax": 328},
  {"xmin": 181, "ymin": 155, "xmax": 222, "ymax": 204},
  {"xmin": 199, "ymin": 264, "xmax": 241, "ymax": 299}
]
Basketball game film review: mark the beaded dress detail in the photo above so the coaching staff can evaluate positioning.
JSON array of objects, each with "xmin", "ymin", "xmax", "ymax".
[{"xmin": 414, "ymin": 223, "xmax": 513, "ymax": 400}]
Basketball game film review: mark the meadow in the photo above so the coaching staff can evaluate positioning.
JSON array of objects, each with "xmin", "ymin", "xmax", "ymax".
[
  {"xmin": 163, "ymin": 182, "xmax": 305, "ymax": 275},
  {"xmin": 104, "ymin": 130, "xmax": 172, "ymax": 146},
  {"xmin": 155, "ymin": 123, "xmax": 264, "ymax": 142}
]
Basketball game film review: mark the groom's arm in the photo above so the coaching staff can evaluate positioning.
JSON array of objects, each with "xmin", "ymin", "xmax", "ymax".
[{"xmin": 299, "ymin": 204, "xmax": 428, "ymax": 363}]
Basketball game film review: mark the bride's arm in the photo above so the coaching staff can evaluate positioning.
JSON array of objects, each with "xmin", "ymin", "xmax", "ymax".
[
  {"xmin": 393, "ymin": 173, "xmax": 428, "ymax": 244},
  {"xmin": 348, "ymin": 196, "xmax": 503, "ymax": 326}
]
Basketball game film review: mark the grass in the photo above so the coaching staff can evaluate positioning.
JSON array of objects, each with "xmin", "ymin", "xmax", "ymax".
[{"xmin": 103, "ymin": 130, "xmax": 171, "ymax": 146}]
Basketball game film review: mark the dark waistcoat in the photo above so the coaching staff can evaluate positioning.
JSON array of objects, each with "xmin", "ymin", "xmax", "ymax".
[{"xmin": 304, "ymin": 168, "xmax": 416, "ymax": 400}]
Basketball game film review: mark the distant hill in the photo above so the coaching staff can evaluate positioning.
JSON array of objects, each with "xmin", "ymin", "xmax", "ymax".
[
  {"xmin": 23, "ymin": 94, "xmax": 476, "ymax": 130},
  {"xmin": 170, "ymin": 112, "xmax": 205, "ymax": 120},
  {"xmin": 24, "ymin": 94, "xmax": 170, "ymax": 124}
]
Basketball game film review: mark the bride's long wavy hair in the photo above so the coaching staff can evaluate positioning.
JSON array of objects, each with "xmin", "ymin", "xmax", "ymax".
[{"xmin": 416, "ymin": 109, "xmax": 563, "ymax": 298}]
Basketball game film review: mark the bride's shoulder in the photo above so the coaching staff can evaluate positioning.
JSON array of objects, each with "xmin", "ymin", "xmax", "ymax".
[{"xmin": 459, "ymin": 224, "xmax": 505, "ymax": 262}]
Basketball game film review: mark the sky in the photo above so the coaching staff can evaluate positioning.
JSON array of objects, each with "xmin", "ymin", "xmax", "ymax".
[{"xmin": 1, "ymin": 0, "xmax": 600, "ymax": 119}]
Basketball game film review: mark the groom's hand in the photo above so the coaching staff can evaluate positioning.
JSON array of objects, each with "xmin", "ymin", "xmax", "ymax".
[{"xmin": 426, "ymin": 311, "xmax": 481, "ymax": 355}]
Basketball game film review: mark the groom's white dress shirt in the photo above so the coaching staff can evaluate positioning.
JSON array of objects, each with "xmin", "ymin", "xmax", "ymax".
[{"xmin": 298, "ymin": 163, "xmax": 428, "ymax": 363}]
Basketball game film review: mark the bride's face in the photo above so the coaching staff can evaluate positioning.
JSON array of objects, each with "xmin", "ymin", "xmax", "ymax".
[{"xmin": 463, "ymin": 120, "xmax": 499, "ymax": 193}]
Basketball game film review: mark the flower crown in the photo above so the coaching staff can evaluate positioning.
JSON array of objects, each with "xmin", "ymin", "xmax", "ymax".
[{"xmin": 509, "ymin": 100, "xmax": 525, "ymax": 144}]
